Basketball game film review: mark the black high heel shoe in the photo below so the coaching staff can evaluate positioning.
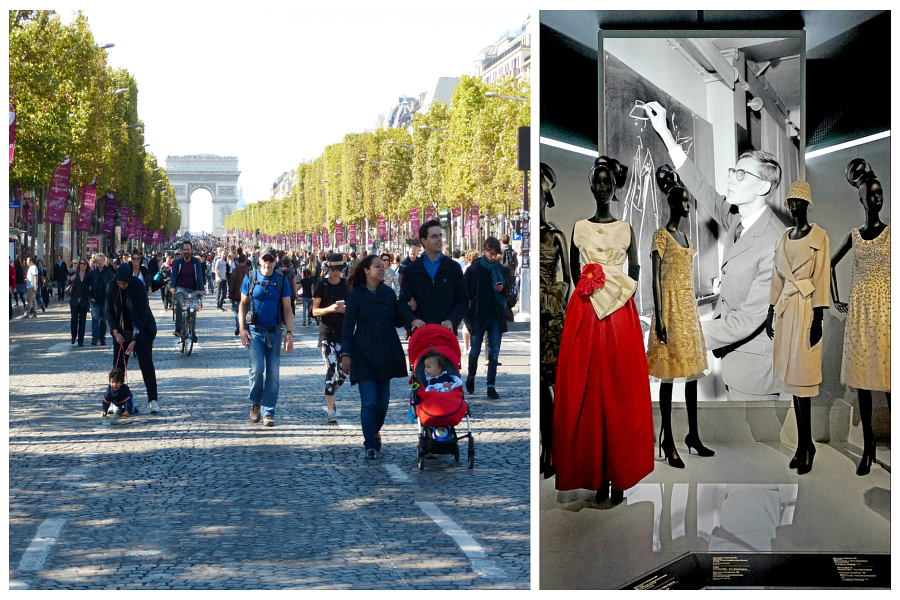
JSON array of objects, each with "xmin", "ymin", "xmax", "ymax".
[
  {"xmin": 796, "ymin": 443, "xmax": 816, "ymax": 475},
  {"xmin": 788, "ymin": 449, "xmax": 801, "ymax": 470},
  {"xmin": 856, "ymin": 441, "xmax": 875, "ymax": 476},
  {"xmin": 596, "ymin": 481, "xmax": 610, "ymax": 503},
  {"xmin": 684, "ymin": 433, "xmax": 715, "ymax": 457},
  {"xmin": 659, "ymin": 430, "xmax": 685, "ymax": 469}
]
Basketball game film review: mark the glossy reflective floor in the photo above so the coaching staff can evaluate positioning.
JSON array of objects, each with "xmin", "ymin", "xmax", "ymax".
[{"xmin": 540, "ymin": 441, "xmax": 891, "ymax": 589}]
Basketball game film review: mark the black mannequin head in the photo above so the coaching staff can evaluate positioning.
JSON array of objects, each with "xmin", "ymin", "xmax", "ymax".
[
  {"xmin": 787, "ymin": 197, "xmax": 810, "ymax": 221},
  {"xmin": 859, "ymin": 178, "xmax": 884, "ymax": 214},
  {"xmin": 540, "ymin": 162, "xmax": 557, "ymax": 215},
  {"xmin": 656, "ymin": 164, "xmax": 690, "ymax": 219},
  {"xmin": 589, "ymin": 156, "xmax": 627, "ymax": 204}
]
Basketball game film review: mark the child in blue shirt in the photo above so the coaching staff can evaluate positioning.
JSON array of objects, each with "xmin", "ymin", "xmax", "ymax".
[{"xmin": 102, "ymin": 368, "xmax": 136, "ymax": 417}]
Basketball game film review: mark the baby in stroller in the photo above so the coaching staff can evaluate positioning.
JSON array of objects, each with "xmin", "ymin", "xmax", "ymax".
[{"xmin": 422, "ymin": 350, "xmax": 464, "ymax": 392}]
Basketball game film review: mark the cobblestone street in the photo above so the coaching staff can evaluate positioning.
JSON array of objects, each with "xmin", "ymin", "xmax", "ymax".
[{"xmin": 8, "ymin": 294, "xmax": 531, "ymax": 589}]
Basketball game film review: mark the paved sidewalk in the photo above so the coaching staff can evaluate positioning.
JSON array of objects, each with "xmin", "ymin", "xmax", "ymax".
[{"xmin": 8, "ymin": 293, "xmax": 531, "ymax": 589}]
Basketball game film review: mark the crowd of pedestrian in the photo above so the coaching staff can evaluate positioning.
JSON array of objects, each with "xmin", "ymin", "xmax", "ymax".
[{"xmin": 11, "ymin": 225, "xmax": 522, "ymax": 457}]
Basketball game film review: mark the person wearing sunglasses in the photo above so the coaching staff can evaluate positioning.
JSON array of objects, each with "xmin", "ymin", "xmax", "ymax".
[
  {"xmin": 130, "ymin": 251, "xmax": 151, "ymax": 296},
  {"xmin": 644, "ymin": 100, "xmax": 784, "ymax": 402},
  {"xmin": 68, "ymin": 259, "xmax": 91, "ymax": 346}
]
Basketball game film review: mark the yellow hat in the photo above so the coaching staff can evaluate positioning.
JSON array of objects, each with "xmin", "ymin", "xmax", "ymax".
[{"xmin": 784, "ymin": 180, "xmax": 812, "ymax": 210}]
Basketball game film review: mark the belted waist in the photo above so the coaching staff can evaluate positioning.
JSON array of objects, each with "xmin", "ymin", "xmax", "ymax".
[
  {"xmin": 775, "ymin": 278, "xmax": 815, "ymax": 316},
  {"xmin": 252, "ymin": 326, "xmax": 280, "ymax": 332}
]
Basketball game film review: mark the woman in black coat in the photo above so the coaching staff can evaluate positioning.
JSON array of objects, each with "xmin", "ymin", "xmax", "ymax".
[
  {"xmin": 68, "ymin": 258, "xmax": 91, "ymax": 345},
  {"xmin": 340, "ymin": 254, "xmax": 408, "ymax": 460}
]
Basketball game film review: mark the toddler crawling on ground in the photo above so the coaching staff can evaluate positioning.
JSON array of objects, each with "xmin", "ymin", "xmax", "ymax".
[
  {"xmin": 422, "ymin": 351, "xmax": 463, "ymax": 392},
  {"xmin": 102, "ymin": 368, "xmax": 137, "ymax": 417}
]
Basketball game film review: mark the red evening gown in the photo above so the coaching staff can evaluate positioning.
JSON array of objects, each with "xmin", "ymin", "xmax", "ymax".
[{"xmin": 552, "ymin": 219, "xmax": 655, "ymax": 492}]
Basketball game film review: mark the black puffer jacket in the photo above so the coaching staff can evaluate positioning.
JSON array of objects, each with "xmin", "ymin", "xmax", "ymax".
[{"xmin": 398, "ymin": 254, "xmax": 469, "ymax": 335}]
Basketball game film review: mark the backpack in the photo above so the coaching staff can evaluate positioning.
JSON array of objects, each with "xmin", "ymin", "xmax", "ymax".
[
  {"xmin": 501, "ymin": 246, "xmax": 518, "ymax": 272},
  {"xmin": 248, "ymin": 269, "xmax": 287, "ymax": 326}
]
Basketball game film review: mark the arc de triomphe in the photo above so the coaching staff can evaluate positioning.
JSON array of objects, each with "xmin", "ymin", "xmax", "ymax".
[{"xmin": 166, "ymin": 154, "xmax": 241, "ymax": 236}]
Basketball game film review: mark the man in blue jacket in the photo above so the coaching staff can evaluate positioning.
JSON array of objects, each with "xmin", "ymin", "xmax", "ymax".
[
  {"xmin": 106, "ymin": 263, "xmax": 160, "ymax": 413},
  {"xmin": 170, "ymin": 240, "xmax": 206, "ymax": 339}
]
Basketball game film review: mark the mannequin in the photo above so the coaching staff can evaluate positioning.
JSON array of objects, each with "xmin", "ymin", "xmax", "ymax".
[
  {"xmin": 647, "ymin": 165, "xmax": 713, "ymax": 469},
  {"xmin": 830, "ymin": 159, "xmax": 890, "ymax": 476},
  {"xmin": 766, "ymin": 181, "xmax": 830, "ymax": 475},
  {"xmin": 553, "ymin": 156, "xmax": 654, "ymax": 506},
  {"xmin": 539, "ymin": 163, "xmax": 571, "ymax": 478}
]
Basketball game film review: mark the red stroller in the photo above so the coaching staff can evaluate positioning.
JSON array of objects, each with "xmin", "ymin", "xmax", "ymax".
[{"xmin": 408, "ymin": 324, "xmax": 474, "ymax": 470}]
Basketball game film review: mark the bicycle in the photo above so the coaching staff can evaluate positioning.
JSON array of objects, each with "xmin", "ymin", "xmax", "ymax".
[{"xmin": 175, "ymin": 290, "xmax": 204, "ymax": 355}]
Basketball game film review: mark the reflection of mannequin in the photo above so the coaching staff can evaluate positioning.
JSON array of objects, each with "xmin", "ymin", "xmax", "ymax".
[
  {"xmin": 830, "ymin": 159, "xmax": 891, "ymax": 476},
  {"xmin": 648, "ymin": 165, "xmax": 713, "ymax": 470},
  {"xmin": 766, "ymin": 181, "xmax": 830, "ymax": 475},
  {"xmin": 553, "ymin": 156, "xmax": 654, "ymax": 506},
  {"xmin": 539, "ymin": 163, "xmax": 570, "ymax": 478}
]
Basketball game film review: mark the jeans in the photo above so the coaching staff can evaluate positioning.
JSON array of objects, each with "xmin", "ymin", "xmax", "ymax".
[
  {"xmin": 467, "ymin": 316, "xmax": 502, "ymax": 387},
  {"xmin": 70, "ymin": 305, "xmax": 88, "ymax": 343},
  {"xmin": 248, "ymin": 328, "xmax": 282, "ymax": 417},
  {"xmin": 216, "ymin": 279, "xmax": 227, "ymax": 308},
  {"xmin": 358, "ymin": 379, "xmax": 391, "ymax": 450},
  {"xmin": 301, "ymin": 297, "xmax": 312, "ymax": 325},
  {"xmin": 112, "ymin": 333, "xmax": 158, "ymax": 402},
  {"xmin": 232, "ymin": 300, "xmax": 240, "ymax": 330},
  {"xmin": 174, "ymin": 287, "xmax": 199, "ymax": 332},
  {"xmin": 57, "ymin": 278, "xmax": 66, "ymax": 300},
  {"xmin": 90, "ymin": 300, "xmax": 107, "ymax": 342}
]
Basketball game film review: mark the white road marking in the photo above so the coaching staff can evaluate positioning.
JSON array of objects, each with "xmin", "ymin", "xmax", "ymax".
[
  {"xmin": 337, "ymin": 420, "xmax": 356, "ymax": 430},
  {"xmin": 125, "ymin": 549, "xmax": 162, "ymax": 557},
  {"xmin": 9, "ymin": 344, "xmax": 20, "ymax": 352},
  {"xmin": 18, "ymin": 518, "xmax": 65, "ymax": 571},
  {"xmin": 43, "ymin": 342, "xmax": 73, "ymax": 356},
  {"xmin": 415, "ymin": 502, "xmax": 508, "ymax": 580},
  {"xmin": 9, "ymin": 580, "xmax": 28, "ymax": 589},
  {"xmin": 384, "ymin": 464, "xmax": 410, "ymax": 482}
]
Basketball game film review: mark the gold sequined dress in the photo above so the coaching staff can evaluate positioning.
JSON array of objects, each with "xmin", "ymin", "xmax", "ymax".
[
  {"xmin": 539, "ymin": 240, "xmax": 567, "ymax": 387},
  {"xmin": 646, "ymin": 228, "xmax": 708, "ymax": 381},
  {"xmin": 841, "ymin": 226, "xmax": 891, "ymax": 391}
]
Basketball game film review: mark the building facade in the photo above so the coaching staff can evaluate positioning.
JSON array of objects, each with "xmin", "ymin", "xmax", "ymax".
[{"xmin": 474, "ymin": 15, "xmax": 532, "ymax": 85}]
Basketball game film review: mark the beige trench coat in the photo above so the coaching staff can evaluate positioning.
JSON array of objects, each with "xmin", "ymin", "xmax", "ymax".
[{"xmin": 768, "ymin": 225, "xmax": 831, "ymax": 396}]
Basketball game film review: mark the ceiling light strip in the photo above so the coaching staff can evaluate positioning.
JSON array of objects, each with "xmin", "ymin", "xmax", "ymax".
[
  {"xmin": 539, "ymin": 137, "xmax": 599, "ymax": 158},
  {"xmin": 805, "ymin": 130, "xmax": 891, "ymax": 160}
]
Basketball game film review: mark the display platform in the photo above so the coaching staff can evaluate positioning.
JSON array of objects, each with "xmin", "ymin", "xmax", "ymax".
[
  {"xmin": 621, "ymin": 552, "xmax": 889, "ymax": 589},
  {"xmin": 540, "ymin": 442, "xmax": 891, "ymax": 589}
]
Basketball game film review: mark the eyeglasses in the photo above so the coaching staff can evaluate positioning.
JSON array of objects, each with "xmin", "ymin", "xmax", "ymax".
[
  {"xmin": 79, "ymin": 262, "xmax": 87, "ymax": 266},
  {"xmin": 728, "ymin": 168, "xmax": 764, "ymax": 182},
  {"xmin": 261, "ymin": 256, "xmax": 276, "ymax": 263},
  {"xmin": 426, "ymin": 233, "xmax": 443, "ymax": 240}
]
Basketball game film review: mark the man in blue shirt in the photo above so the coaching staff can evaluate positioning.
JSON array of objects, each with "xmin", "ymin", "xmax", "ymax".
[{"xmin": 238, "ymin": 245, "xmax": 294, "ymax": 427}]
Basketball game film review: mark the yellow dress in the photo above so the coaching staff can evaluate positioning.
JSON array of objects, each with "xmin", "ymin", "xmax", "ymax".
[
  {"xmin": 841, "ymin": 226, "xmax": 891, "ymax": 391},
  {"xmin": 646, "ymin": 228, "xmax": 708, "ymax": 381}
]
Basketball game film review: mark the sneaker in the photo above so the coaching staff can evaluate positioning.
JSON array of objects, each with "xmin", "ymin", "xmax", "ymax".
[
  {"xmin": 365, "ymin": 449, "xmax": 377, "ymax": 460},
  {"xmin": 487, "ymin": 387, "xmax": 500, "ymax": 399},
  {"xmin": 250, "ymin": 404, "xmax": 261, "ymax": 423},
  {"xmin": 327, "ymin": 410, "xmax": 337, "ymax": 424},
  {"xmin": 466, "ymin": 378, "xmax": 475, "ymax": 394},
  {"xmin": 149, "ymin": 400, "xmax": 160, "ymax": 413},
  {"xmin": 91, "ymin": 340, "xmax": 98, "ymax": 346},
  {"xmin": 263, "ymin": 414, "xmax": 274, "ymax": 427},
  {"xmin": 375, "ymin": 432, "xmax": 382, "ymax": 452}
]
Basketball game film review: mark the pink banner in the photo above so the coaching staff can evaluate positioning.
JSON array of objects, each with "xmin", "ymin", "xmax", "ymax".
[
  {"xmin": 102, "ymin": 195, "xmax": 116, "ymax": 235},
  {"xmin": 348, "ymin": 222, "xmax": 357, "ymax": 245},
  {"xmin": 277, "ymin": 234, "xmax": 283, "ymax": 245},
  {"xmin": 76, "ymin": 182, "xmax": 97, "ymax": 231},
  {"xmin": 451, "ymin": 207, "xmax": 461, "ymax": 219},
  {"xmin": 119, "ymin": 206, "xmax": 130, "ymax": 237},
  {"xmin": 86, "ymin": 236, "xmax": 100, "ymax": 254},
  {"xmin": 377, "ymin": 215, "xmax": 386, "ymax": 239},
  {"xmin": 323, "ymin": 226, "xmax": 328, "ymax": 245},
  {"xmin": 45, "ymin": 159, "xmax": 72, "ymax": 224},
  {"xmin": 127, "ymin": 214, "xmax": 139, "ymax": 239},
  {"xmin": 336, "ymin": 224, "xmax": 344, "ymax": 246},
  {"xmin": 9, "ymin": 102, "xmax": 15, "ymax": 173},
  {"xmin": 426, "ymin": 206, "xmax": 437, "ymax": 221},
  {"xmin": 409, "ymin": 208, "xmax": 420, "ymax": 237},
  {"xmin": 469, "ymin": 206, "xmax": 479, "ymax": 237},
  {"xmin": 299, "ymin": 232, "xmax": 306, "ymax": 245},
  {"xmin": 311, "ymin": 233, "xmax": 317, "ymax": 248}
]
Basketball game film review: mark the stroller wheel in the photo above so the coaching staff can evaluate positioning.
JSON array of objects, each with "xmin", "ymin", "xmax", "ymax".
[
  {"xmin": 467, "ymin": 437, "xmax": 475, "ymax": 470},
  {"xmin": 417, "ymin": 447, "xmax": 425, "ymax": 471}
]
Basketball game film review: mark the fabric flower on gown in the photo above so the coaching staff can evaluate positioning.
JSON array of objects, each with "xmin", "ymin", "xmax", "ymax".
[{"xmin": 575, "ymin": 263, "xmax": 605, "ymax": 298}]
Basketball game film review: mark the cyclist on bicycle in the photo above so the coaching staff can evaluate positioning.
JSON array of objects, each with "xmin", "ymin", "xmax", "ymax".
[{"xmin": 171, "ymin": 240, "xmax": 206, "ymax": 341}]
